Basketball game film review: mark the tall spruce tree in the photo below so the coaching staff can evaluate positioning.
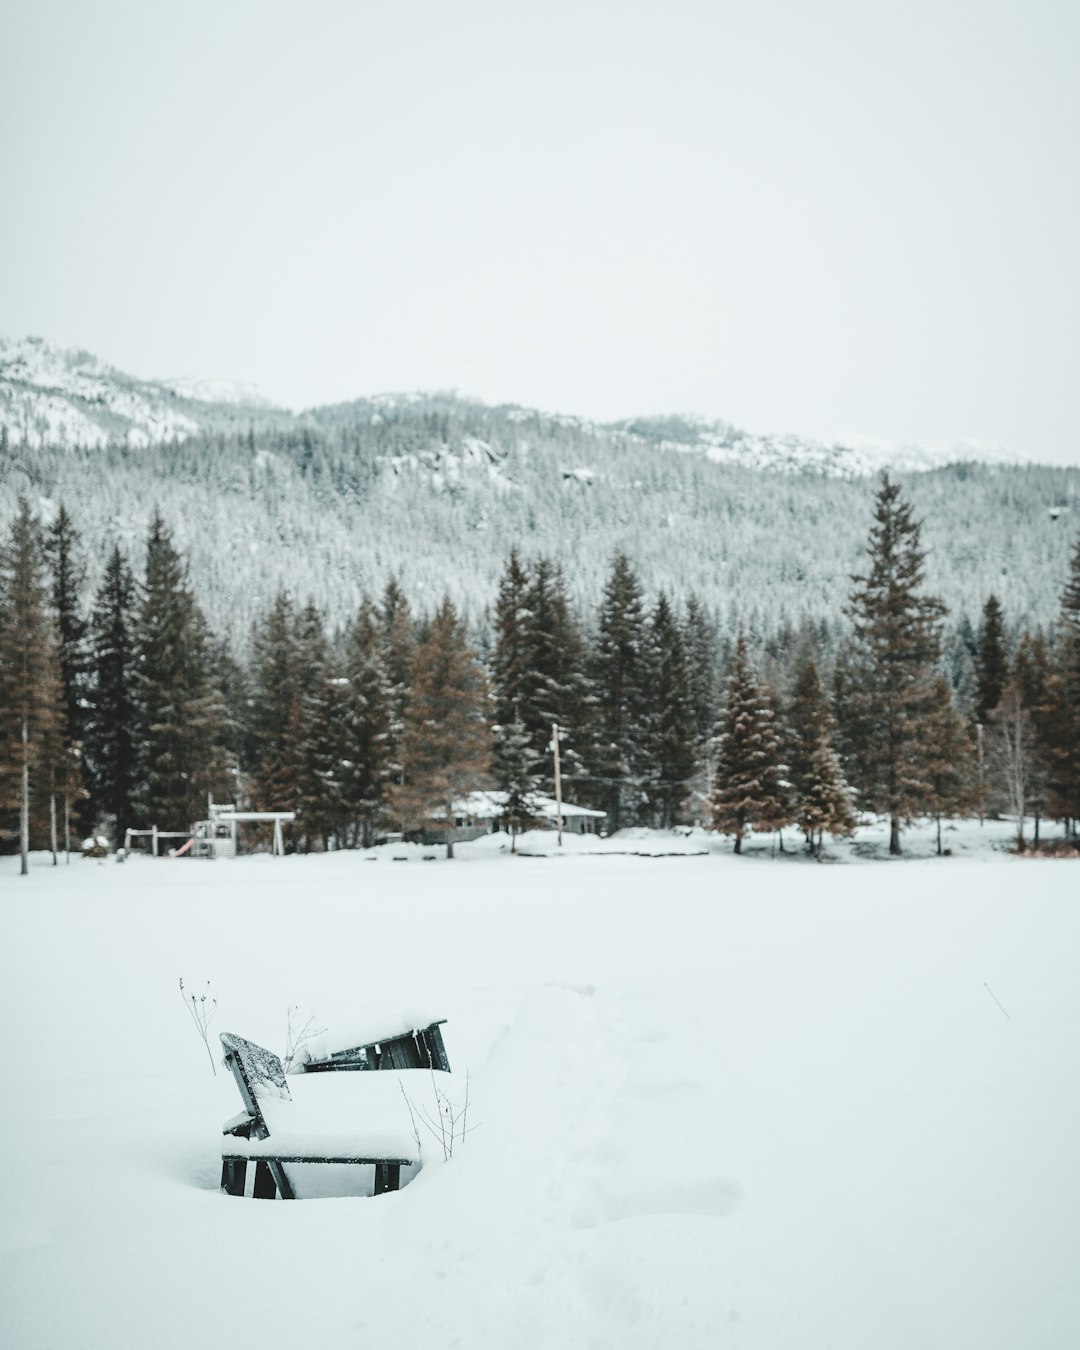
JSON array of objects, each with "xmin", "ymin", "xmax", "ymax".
[
  {"xmin": 590, "ymin": 553, "xmax": 651, "ymax": 831},
  {"xmin": 644, "ymin": 593, "xmax": 698, "ymax": 827},
  {"xmin": 0, "ymin": 500, "xmax": 65, "ymax": 873},
  {"xmin": 786, "ymin": 650, "xmax": 855, "ymax": 855},
  {"xmin": 1009, "ymin": 631, "xmax": 1051, "ymax": 839},
  {"xmin": 518, "ymin": 558, "xmax": 591, "ymax": 801},
  {"xmin": 380, "ymin": 577, "xmax": 416, "ymax": 802},
  {"xmin": 249, "ymin": 593, "xmax": 305, "ymax": 813},
  {"xmin": 844, "ymin": 474, "xmax": 947, "ymax": 854},
  {"xmin": 392, "ymin": 597, "xmax": 491, "ymax": 856},
  {"xmin": 292, "ymin": 606, "xmax": 339, "ymax": 849},
  {"xmin": 85, "ymin": 546, "xmax": 138, "ymax": 835},
  {"xmin": 683, "ymin": 594, "xmax": 719, "ymax": 749},
  {"xmin": 44, "ymin": 505, "xmax": 89, "ymax": 744},
  {"xmin": 490, "ymin": 552, "xmax": 592, "ymax": 802},
  {"xmin": 492, "ymin": 548, "xmax": 532, "ymax": 729},
  {"xmin": 922, "ymin": 673, "xmax": 975, "ymax": 854},
  {"xmin": 710, "ymin": 635, "xmax": 789, "ymax": 853},
  {"xmin": 133, "ymin": 513, "xmax": 224, "ymax": 832},
  {"xmin": 492, "ymin": 715, "xmax": 543, "ymax": 849},
  {"xmin": 1041, "ymin": 538, "xmax": 1080, "ymax": 832},
  {"xmin": 339, "ymin": 599, "xmax": 393, "ymax": 847},
  {"xmin": 975, "ymin": 594, "xmax": 1008, "ymax": 724}
]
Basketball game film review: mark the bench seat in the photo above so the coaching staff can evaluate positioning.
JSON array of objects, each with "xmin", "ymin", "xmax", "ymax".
[{"xmin": 220, "ymin": 1031, "xmax": 456, "ymax": 1199}]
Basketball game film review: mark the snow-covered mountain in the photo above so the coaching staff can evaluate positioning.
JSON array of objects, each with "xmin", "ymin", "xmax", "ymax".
[
  {"xmin": 0, "ymin": 336, "xmax": 1013, "ymax": 476},
  {"xmin": 0, "ymin": 337, "xmax": 281, "ymax": 449},
  {"xmin": 621, "ymin": 415, "xmax": 1014, "ymax": 478},
  {"xmin": 1, "ymin": 338, "xmax": 1073, "ymax": 636}
]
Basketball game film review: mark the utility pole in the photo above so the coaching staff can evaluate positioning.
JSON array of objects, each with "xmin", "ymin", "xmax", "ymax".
[
  {"xmin": 552, "ymin": 722, "xmax": 564, "ymax": 848},
  {"xmin": 20, "ymin": 719, "xmax": 29, "ymax": 876}
]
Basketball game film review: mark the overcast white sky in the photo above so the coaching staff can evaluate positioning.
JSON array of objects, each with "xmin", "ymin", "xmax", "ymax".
[{"xmin": 2, "ymin": 0, "xmax": 1078, "ymax": 463}]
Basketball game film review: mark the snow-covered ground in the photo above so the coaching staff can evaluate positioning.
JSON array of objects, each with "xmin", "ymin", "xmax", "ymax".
[{"xmin": 1, "ymin": 825, "xmax": 1077, "ymax": 1350}]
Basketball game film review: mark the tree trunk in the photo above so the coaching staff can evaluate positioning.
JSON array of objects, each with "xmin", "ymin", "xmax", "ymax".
[
  {"xmin": 889, "ymin": 816, "xmax": 901, "ymax": 855},
  {"xmin": 733, "ymin": 834, "xmax": 742, "ymax": 855},
  {"xmin": 50, "ymin": 793, "xmax": 58, "ymax": 866},
  {"xmin": 936, "ymin": 815, "xmax": 942, "ymax": 856},
  {"xmin": 20, "ymin": 722, "xmax": 30, "ymax": 876}
]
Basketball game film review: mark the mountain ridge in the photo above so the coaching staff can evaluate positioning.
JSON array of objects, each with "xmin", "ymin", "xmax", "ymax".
[{"xmin": 1, "ymin": 335, "xmax": 1019, "ymax": 477}]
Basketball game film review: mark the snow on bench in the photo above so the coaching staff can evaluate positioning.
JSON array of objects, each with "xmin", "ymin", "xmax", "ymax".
[
  {"xmin": 296, "ymin": 1014, "xmax": 450, "ymax": 1074},
  {"xmin": 220, "ymin": 1032, "xmax": 450, "ymax": 1199}
]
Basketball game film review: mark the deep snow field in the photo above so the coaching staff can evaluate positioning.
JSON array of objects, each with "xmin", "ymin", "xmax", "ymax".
[{"xmin": 1, "ymin": 823, "xmax": 1078, "ymax": 1350}]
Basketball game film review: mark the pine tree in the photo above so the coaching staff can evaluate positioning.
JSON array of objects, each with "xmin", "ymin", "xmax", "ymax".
[
  {"xmin": 44, "ymin": 504, "xmax": 89, "ymax": 750},
  {"xmin": 84, "ymin": 546, "xmax": 138, "ymax": 836},
  {"xmin": 1009, "ymin": 631, "xmax": 1051, "ymax": 840},
  {"xmin": 518, "ymin": 558, "xmax": 592, "ymax": 802},
  {"xmin": 380, "ymin": 577, "xmax": 416, "ymax": 801},
  {"xmin": 844, "ymin": 474, "xmax": 947, "ymax": 854},
  {"xmin": 975, "ymin": 594, "xmax": 1008, "ymax": 724},
  {"xmin": 590, "ymin": 553, "xmax": 651, "ymax": 831},
  {"xmin": 292, "ymin": 607, "xmax": 330, "ymax": 848},
  {"xmin": 492, "ymin": 548, "xmax": 532, "ymax": 729},
  {"xmin": 297, "ymin": 656, "xmax": 352, "ymax": 850},
  {"xmin": 0, "ymin": 500, "xmax": 65, "ymax": 873},
  {"xmin": 44, "ymin": 505, "xmax": 91, "ymax": 843},
  {"xmin": 210, "ymin": 637, "xmax": 254, "ymax": 793},
  {"xmin": 249, "ymin": 593, "xmax": 305, "ymax": 814},
  {"xmin": 785, "ymin": 650, "xmax": 855, "ymax": 855},
  {"xmin": 392, "ymin": 597, "xmax": 491, "ymax": 856},
  {"xmin": 988, "ymin": 678, "xmax": 1043, "ymax": 849},
  {"xmin": 683, "ymin": 594, "xmax": 719, "ymax": 749},
  {"xmin": 492, "ymin": 715, "xmax": 543, "ymax": 849},
  {"xmin": 922, "ymin": 673, "xmax": 975, "ymax": 854},
  {"xmin": 644, "ymin": 593, "xmax": 698, "ymax": 827},
  {"xmin": 710, "ymin": 636, "xmax": 790, "ymax": 853},
  {"xmin": 133, "ymin": 513, "xmax": 224, "ymax": 832},
  {"xmin": 489, "ymin": 552, "xmax": 592, "ymax": 804},
  {"xmin": 1053, "ymin": 540, "xmax": 1080, "ymax": 831},
  {"xmin": 339, "ymin": 599, "xmax": 393, "ymax": 847},
  {"xmin": 1043, "ymin": 537, "xmax": 1080, "ymax": 833}
]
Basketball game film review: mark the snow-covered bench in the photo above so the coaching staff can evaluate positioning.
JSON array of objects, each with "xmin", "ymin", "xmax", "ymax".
[
  {"xmin": 220, "ymin": 1032, "xmax": 430, "ymax": 1199},
  {"xmin": 294, "ymin": 1014, "xmax": 451, "ymax": 1074}
]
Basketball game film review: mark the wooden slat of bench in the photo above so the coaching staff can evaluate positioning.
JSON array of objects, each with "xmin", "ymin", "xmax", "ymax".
[
  {"xmin": 302, "ymin": 1020, "xmax": 450, "ymax": 1073},
  {"xmin": 222, "ymin": 1152, "xmax": 414, "ymax": 1165}
]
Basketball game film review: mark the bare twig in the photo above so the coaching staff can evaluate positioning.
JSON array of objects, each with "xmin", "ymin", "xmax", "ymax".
[
  {"xmin": 398, "ymin": 1080, "xmax": 422, "ymax": 1152},
  {"xmin": 179, "ymin": 977, "xmax": 217, "ymax": 1075},
  {"xmin": 400, "ymin": 1071, "xmax": 476, "ymax": 1160},
  {"xmin": 282, "ymin": 1004, "xmax": 327, "ymax": 1072}
]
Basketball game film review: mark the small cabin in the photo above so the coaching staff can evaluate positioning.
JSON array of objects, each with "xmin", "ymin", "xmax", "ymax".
[{"xmin": 452, "ymin": 790, "xmax": 607, "ymax": 836}]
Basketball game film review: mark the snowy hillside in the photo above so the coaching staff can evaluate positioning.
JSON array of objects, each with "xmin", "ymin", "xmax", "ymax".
[
  {"xmin": 1, "ymin": 336, "xmax": 1014, "ymax": 475},
  {"xmin": 1, "ymin": 340, "xmax": 1076, "ymax": 634},
  {"xmin": 625, "ymin": 415, "xmax": 1013, "ymax": 477},
  {"xmin": 0, "ymin": 337, "xmax": 281, "ymax": 449}
]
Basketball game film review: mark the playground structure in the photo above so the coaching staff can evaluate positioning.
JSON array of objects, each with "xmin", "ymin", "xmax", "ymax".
[
  {"xmin": 123, "ymin": 803, "xmax": 296, "ymax": 859},
  {"xmin": 194, "ymin": 803, "xmax": 296, "ymax": 858}
]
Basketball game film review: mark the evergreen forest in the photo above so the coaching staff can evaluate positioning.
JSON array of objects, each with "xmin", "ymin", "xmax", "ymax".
[
  {"xmin": 2, "ymin": 476, "xmax": 1079, "ymax": 868},
  {"xmin": 1, "ymin": 395, "xmax": 1076, "ymax": 638}
]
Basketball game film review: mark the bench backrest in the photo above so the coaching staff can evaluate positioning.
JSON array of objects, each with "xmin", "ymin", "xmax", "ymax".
[
  {"xmin": 220, "ymin": 1032, "xmax": 292, "ymax": 1135},
  {"xmin": 302, "ymin": 1021, "xmax": 450, "ymax": 1074}
]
